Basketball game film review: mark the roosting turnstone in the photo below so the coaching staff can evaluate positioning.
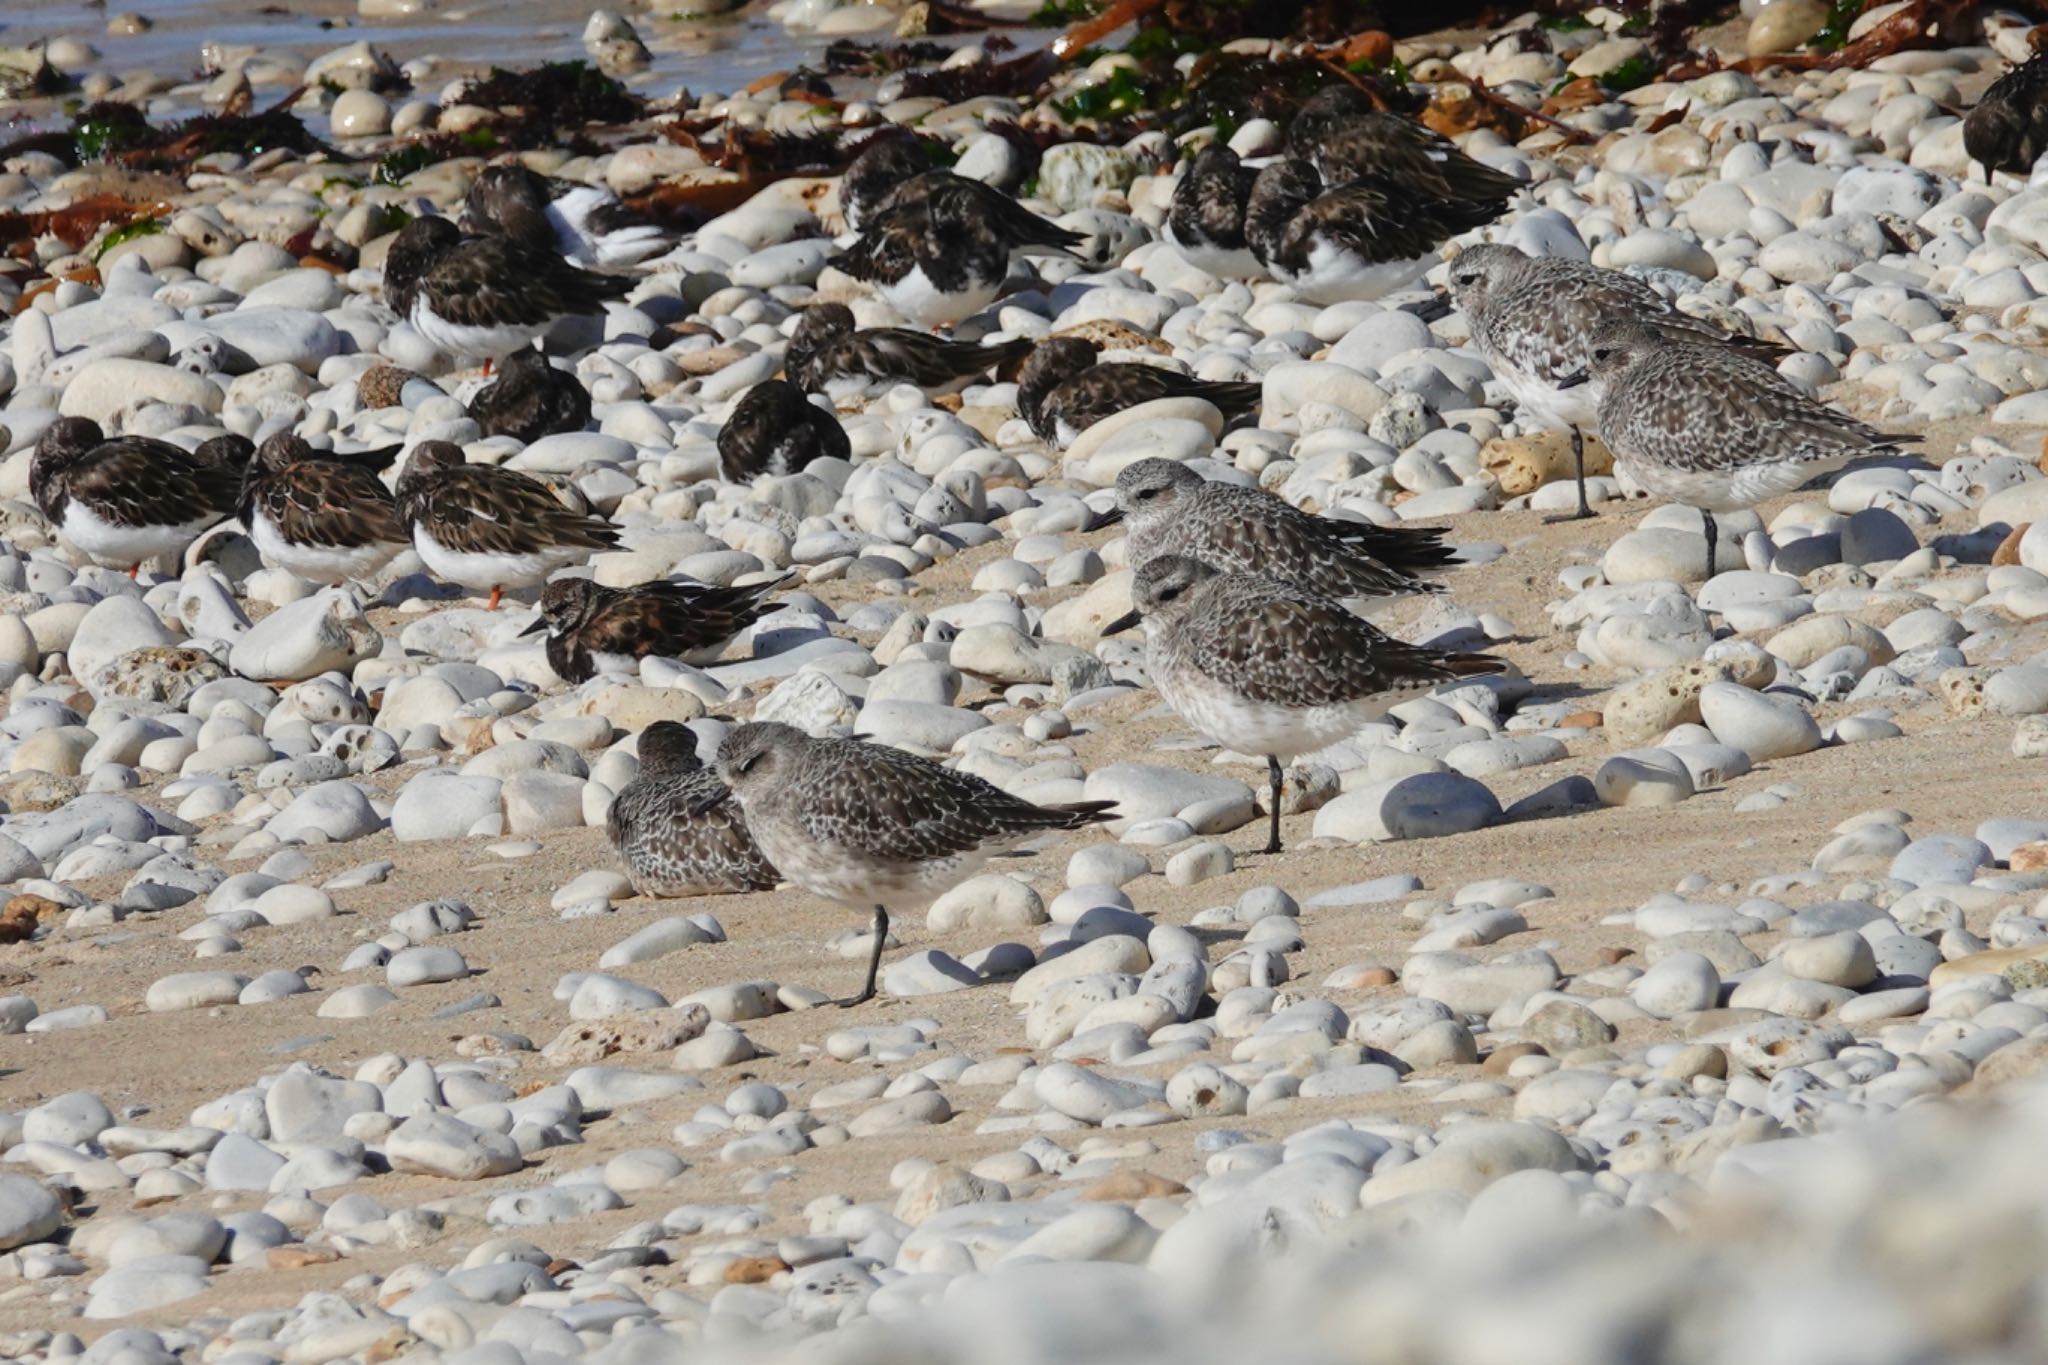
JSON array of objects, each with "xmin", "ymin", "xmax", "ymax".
[
  {"xmin": 521, "ymin": 574, "xmax": 788, "ymax": 682},
  {"xmin": 1245, "ymin": 158, "xmax": 1505, "ymax": 305},
  {"xmin": 784, "ymin": 302, "xmax": 1032, "ymax": 402},
  {"xmin": 395, "ymin": 439, "xmax": 619, "ymax": 609},
  {"xmin": 1287, "ymin": 86, "xmax": 1525, "ymax": 205},
  {"xmin": 1965, "ymin": 49, "xmax": 2048, "ymax": 179},
  {"xmin": 464, "ymin": 163, "xmax": 671, "ymax": 268},
  {"xmin": 1017, "ymin": 337, "xmax": 1261, "ymax": 448},
  {"xmin": 467, "ymin": 347, "xmax": 593, "ymax": 444},
  {"xmin": 831, "ymin": 176, "xmax": 1078, "ymax": 328},
  {"xmin": 239, "ymin": 432, "xmax": 409, "ymax": 585},
  {"xmin": 382, "ymin": 216, "xmax": 631, "ymax": 367},
  {"xmin": 717, "ymin": 379, "xmax": 851, "ymax": 482},
  {"xmin": 31, "ymin": 418, "xmax": 241, "ymax": 576},
  {"xmin": 1163, "ymin": 143, "xmax": 1264, "ymax": 280}
]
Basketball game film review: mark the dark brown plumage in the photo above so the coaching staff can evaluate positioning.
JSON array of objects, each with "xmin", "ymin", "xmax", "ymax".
[
  {"xmin": 239, "ymin": 432, "xmax": 409, "ymax": 584},
  {"xmin": 1017, "ymin": 337, "xmax": 1260, "ymax": 447},
  {"xmin": 785, "ymin": 302, "xmax": 1031, "ymax": 399},
  {"xmin": 1245, "ymin": 157, "xmax": 1504, "ymax": 304},
  {"xmin": 383, "ymin": 216, "xmax": 632, "ymax": 364},
  {"xmin": 521, "ymin": 574, "xmax": 787, "ymax": 681},
  {"xmin": 1287, "ymin": 86, "xmax": 1524, "ymax": 203},
  {"xmin": 1966, "ymin": 51, "xmax": 2048, "ymax": 179},
  {"xmin": 467, "ymin": 348, "xmax": 593, "ymax": 443},
  {"xmin": 31, "ymin": 417, "xmax": 242, "ymax": 574},
  {"xmin": 395, "ymin": 439, "xmax": 618, "ymax": 608},
  {"xmin": 718, "ymin": 379, "xmax": 851, "ymax": 482}
]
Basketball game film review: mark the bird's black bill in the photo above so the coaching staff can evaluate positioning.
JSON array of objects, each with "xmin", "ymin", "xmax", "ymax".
[
  {"xmin": 1102, "ymin": 609, "xmax": 1141, "ymax": 636},
  {"xmin": 1092, "ymin": 506, "xmax": 1125, "ymax": 528},
  {"xmin": 517, "ymin": 618, "xmax": 547, "ymax": 636},
  {"xmin": 1555, "ymin": 370, "xmax": 1590, "ymax": 390}
]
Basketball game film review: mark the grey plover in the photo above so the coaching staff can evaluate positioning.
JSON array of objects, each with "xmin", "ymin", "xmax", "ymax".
[
  {"xmin": 395, "ymin": 440, "xmax": 618, "ymax": 610},
  {"xmin": 1244, "ymin": 158, "xmax": 1504, "ymax": 305},
  {"xmin": 715, "ymin": 721, "xmax": 1116, "ymax": 1006},
  {"xmin": 468, "ymin": 348, "xmax": 592, "ymax": 443},
  {"xmin": 1448, "ymin": 242, "xmax": 1785, "ymax": 523},
  {"xmin": 1017, "ymin": 338, "xmax": 1261, "ymax": 448},
  {"xmin": 717, "ymin": 379, "xmax": 851, "ymax": 481},
  {"xmin": 382, "ymin": 216, "xmax": 630, "ymax": 367},
  {"xmin": 32, "ymin": 417, "xmax": 241, "ymax": 576},
  {"xmin": 830, "ymin": 176, "xmax": 1075, "ymax": 328},
  {"xmin": 1566, "ymin": 319, "xmax": 1915, "ymax": 574},
  {"xmin": 1107, "ymin": 458, "xmax": 1454, "ymax": 598},
  {"xmin": 607, "ymin": 722, "xmax": 778, "ymax": 899},
  {"xmin": 240, "ymin": 432, "xmax": 408, "ymax": 585},
  {"xmin": 785, "ymin": 302, "xmax": 1031, "ymax": 403},
  {"xmin": 1104, "ymin": 555, "xmax": 1507, "ymax": 855},
  {"xmin": 464, "ymin": 163, "xmax": 669, "ymax": 267},
  {"xmin": 522, "ymin": 574, "xmax": 787, "ymax": 682},
  {"xmin": 1965, "ymin": 49, "xmax": 2048, "ymax": 179},
  {"xmin": 1163, "ymin": 143, "xmax": 1263, "ymax": 280}
]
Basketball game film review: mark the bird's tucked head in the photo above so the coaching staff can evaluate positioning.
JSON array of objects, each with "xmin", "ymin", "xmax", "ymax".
[
  {"xmin": 715, "ymin": 721, "xmax": 805, "ymax": 797},
  {"xmin": 34, "ymin": 417, "xmax": 106, "ymax": 468},
  {"xmin": 1964, "ymin": 99, "xmax": 2029, "ymax": 182},
  {"xmin": 254, "ymin": 431, "xmax": 317, "ymax": 474},
  {"xmin": 529, "ymin": 575, "xmax": 605, "ymax": 634},
  {"xmin": 383, "ymin": 216, "xmax": 461, "ymax": 309},
  {"xmin": 635, "ymin": 720, "xmax": 705, "ymax": 777},
  {"xmin": 791, "ymin": 302, "xmax": 857, "ymax": 353}
]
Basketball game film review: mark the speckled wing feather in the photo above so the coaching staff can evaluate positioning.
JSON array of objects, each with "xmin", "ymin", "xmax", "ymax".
[
  {"xmin": 794, "ymin": 740, "xmax": 1113, "ymax": 864},
  {"xmin": 795, "ymin": 330, "xmax": 1031, "ymax": 394},
  {"xmin": 1598, "ymin": 340, "xmax": 1912, "ymax": 475},
  {"xmin": 549, "ymin": 579, "xmax": 782, "ymax": 681},
  {"xmin": 248, "ymin": 460, "xmax": 406, "ymax": 549},
  {"xmin": 400, "ymin": 465, "xmax": 618, "ymax": 556},
  {"xmin": 469, "ymin": 352, "xmax": 592, "ymax": 442},
  {"xmin": 1269, "ymin": 178, "xmax": 1495, "ymax": 277},
  {"xmin": 1162, "ymin": 484, "xmax": 1439, "ymax": 598},
  {"xmin": 1044, "ymin": 364, "xmax": 1262, "ymax": 438},
  {"xmin": 889, "ymin": 172, "xmax": 1082, "ymax": 254},
  {"xmin": 1314, "ymin": 112, "xmax": 1522, "ymax": 204},
  {"xmin": 1168, "ymin": 146, "xmax": 1260, "ymax": 252},
  {"xmin": 39, "ymin": 437, "xmax": 241, "ymax": 529},
  {"xmin": 607, "ymin": 766, "xmax": 778, "ymax": 896},
  {"xmin": 414, "ymin": 234, "xmax": 630, "ymax": 328},
  {"xmin": 1181, "ymin": 574, "xmax": 1502, "ymax": 708}
]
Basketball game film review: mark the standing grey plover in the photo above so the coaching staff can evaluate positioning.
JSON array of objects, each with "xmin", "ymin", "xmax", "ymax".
[
  {"xmin": 1965, "ymin": 48, "xmax": 2048, "ymax": 179},
  {"xmin": 395, "ymin": 440, "xmax": 619, "ymax": 610},
  {"xmin": 607, "ymin": 722, "xmax": 779, "ymax": 899},
  {"xmin": 522, "ymin": 574, "xmax": 787, "ymax": 682},
  {"xmin": 32, "ymin": 418, "xmax": 242, "ymax": 577},
  {"xmin": 1017, "ymin": 338, "xmax": 1261, "ymax": 448},
  {"xmin": 714, "ymin": 721, "xmax": 1116, "ymax": 1007},
  {"xmin": 1566, "ymin": 319, "xmax": 1915, "ymax": 574},
  {"xmin": 1107, "ymin": 458, "xmax": 1454, "ymax": 598},
  {"xmin": 1448, "ymin": 242, "xmax": 1785, "ymax": 523},
  {"xmin": 1104, "ymin": 556, "xmax": 1508, "ymax": 855}
]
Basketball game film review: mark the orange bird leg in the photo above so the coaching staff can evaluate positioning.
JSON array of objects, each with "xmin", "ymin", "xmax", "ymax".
[{"xmin": 487, "ymin": 585, "xmax": 503, "ymax": 612}]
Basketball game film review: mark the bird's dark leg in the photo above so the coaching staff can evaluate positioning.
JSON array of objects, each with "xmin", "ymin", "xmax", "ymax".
[
  {"xmin": 1265, "ymin": 754, "xmax": 1285, "ymax": 856},
  {"xmin": 839, "ymin": 905, "xmax": 887, "ymax": 1008},
  {"xmin": 1701, "ymin": 511, "xmax": 1720, "ymax": 583},
  {"xmin": 1543, "ymin": 426, "xmax": 1597, "ymax": 523}
]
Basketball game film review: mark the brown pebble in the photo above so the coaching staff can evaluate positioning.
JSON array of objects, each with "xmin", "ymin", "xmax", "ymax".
[
  {"xmin": 725, "ymin": 1256, "xmax": 789, "ymax": 1284},
  {"xmin": 2012, "ymin": 842, "xmax": 2048, "ymax": 872},
  {"xmin": 266, "ymin": 1245, "xmax": 341, "ymax": 1270},
  {"xmin": 1080, "ymin": 1169, "xmax": 1188, "ymax": 1202},
  {"xmin": 1594, "ymin": 945, "xmax": 1636, "ymax": 965},
  {"xmin": 1481, "ymin": 1041, "xmax": 1547, "ymax": 1074},
  {"xmin": 357, "ymin": 364, "xmax": 420, "ymax": 410},
  {"xmin": 1560, "ymin": 710, "xmax": 1604, "ymax": 730},
  {"xmin": 1995, "ymin": 522, "xmax": 2030, "ymax": 567}
]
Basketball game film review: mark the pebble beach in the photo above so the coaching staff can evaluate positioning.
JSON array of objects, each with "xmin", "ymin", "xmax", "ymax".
[{"xmin": 9, "ymin": 0, "xmax": 2048, "ymax": 1358}]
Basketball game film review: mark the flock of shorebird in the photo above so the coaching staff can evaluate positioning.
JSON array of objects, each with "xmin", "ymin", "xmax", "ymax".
[{"xmin": 26, "ymin": 72, "xmax": 1952, "ymax": 1005}]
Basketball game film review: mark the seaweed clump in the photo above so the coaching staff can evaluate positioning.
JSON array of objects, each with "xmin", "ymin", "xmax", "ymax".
[{"xmin": 0, "ymin": 93, "xmax": 335, "ymax": 171}]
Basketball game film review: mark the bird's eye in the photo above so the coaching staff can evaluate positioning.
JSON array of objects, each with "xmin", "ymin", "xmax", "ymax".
[
  {"xmin": 1136, "ymin": 488, "xmax": 1158, "ymax": 501},
  {"xmin": 735, "ymin": 753, "xmax": 763, "ymax": 775},
  {"xmin": 1454, "ymin": 271, "xmax": 1476, "ymax": 286},
  {"xmin": 1159, "ymin": 584, "xmax": 1182, "ymax": 601}
]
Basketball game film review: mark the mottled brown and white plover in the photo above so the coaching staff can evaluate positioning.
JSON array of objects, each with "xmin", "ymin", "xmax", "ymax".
[{"xmin": 607, "ymin": 722, "xmax": 779, "ymax": 900}]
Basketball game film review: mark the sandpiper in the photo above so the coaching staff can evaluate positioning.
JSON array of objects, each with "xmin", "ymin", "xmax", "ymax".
[
  {"xmin": 521, "ymin": 574, "xmax": 787, "ymax": 682},
  {"xmin": 785, "ymin": 302, "xmax": 1032, "ymax": 403},
  {"xmin": 464, "ymin": 162, "xmax": 670, "ymax": 267},
  {"xmin": 239, "ymin": 432, "xmax": 409, "ymax": 586},
  {"xmin": 607, "ymin": 722, "xmax": 779, "ymax": 899},
  {"xmin": 1245, "ymin": 157, "xmax": 1505, "ymax": 305},
  {"xmin": 395, "ymin": 440, "xmax": 618, "ymax": 609},
  {"xmin": 714, "ymin": 721, "xmax": 1116, "ymax": 1007},
  {"xmin": 1965, "ymin": 49, "xmax": 2048, "ymax": 179},
  {"xmin": 467, "ymin": 347, "xmax": 593, "ymax": 444},
  {"xmin": 1017, "ymin": 337, "xmax": 1261, "ymax": 448},
  {"xmin": 31, "ymin": 418, "xmax": 242, "ymax": 576},
  {"xmin": 1448, "ymin": 242, "xmax": 1786, "ymax": 523},
  {"xmin": 1104, "ymin": 555, "xmax": 1507, "ymax": 855},
  {"xmin": 1107, "ymin": 458, "xmax": 1454, "ymax": 598},
  {"xmin": 1567, "ymin": 319, "xmax": 1916, "ymax": 575},
  {"xmin": 1163, "ymin": 142, "xmax": 1264, "ymax": 280},
  {"xmin": 382, "ymin": 215, "xmax": 631, "ymax": 368},
  {"xmin": 718, "ymin": 379, "xmax": 851, "ymax": 482}
]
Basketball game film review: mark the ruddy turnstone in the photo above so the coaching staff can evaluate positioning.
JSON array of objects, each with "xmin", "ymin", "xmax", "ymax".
[
  {"xmin": 839, "ymin": 136, "xmax": 941, "ymax": 234},
  {"xmin": 521, "ymin": 574, "xmax": 788, "ymax": 682},
  {"xmin": 1245, "ymin": 157, "xmax": 1505, "ymax": 305},
  {"xmin": 785, "ymin": 302, "xmax": 1032, "ymax": 402},
  {"xmin": 1163, "ymin": 143, "xmax": 1264, "ymax": 280},
  {"xmin": 1567, "ymin": 319, "xmax": 1916, "ymax": 576},
  {"xmin": 467, "ymin": 347, "xmax": 593, "ymax": 444},
  {"xmin": 1107, "ymin": 458, "xmax": 1454, "ymax": 598},
  {"xmin": 239, "ymin": 432, "xmax": 409, "ymax": 586},
  {"xmin": 717, "ymin": 379, "xmax": 851, "ymax": 482},
  {"xmin": 1104, "ymin": 555, "xmax": 1507, "ymax": 854},
  {"xmin": 395, "ymin": 439, "xmax": 619, "ymax": 609},
  {"xmin": 831, "ymin": 176, "xmax": 1077, "ymax": 329},
  {"xmin": 382, "ymin": 216, "xmax": 632, "ymax": 368},
  {"xmin": 1449, "ymin": 242, "xmax": 1786, "ymax": 523},
  {"xmin": 1017, "ymin": 337, "xmax": 1261, "ymax": 447},
  {"xmin": 1965, "ymin": 49, "xmax": 2048, "ymax": 179},
  {"xmin": 715, "ymin": 721, "xmax": 1116, "ymax": 1007},
  {"xmin": 31, "ymin": 417, "xmax": 242, "ymax": 576},
  {"xmin": 606, "ymin": 721, "xmax": 779, "ymax": 899},
  {"xmin": 1287, "ymin": 85, "xmax": 1524, "ymax": 204},
  {"xmin": 464, "ymin": 162, "xmax": 670, "ymax": 267}
]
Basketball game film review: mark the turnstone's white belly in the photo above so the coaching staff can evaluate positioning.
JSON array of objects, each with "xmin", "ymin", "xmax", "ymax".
[
  {"xmin": 60, "ymin": 501, "xmax": 212, "ymax": 567},
  {"xmin": 879, "ymin": 264, "xmax": 998, "ymax": 328},
  {"xmin": 547, "ymin": 188, "xmax": 667, "ymax": 267},
  {"xmin": 408, "ymin": 299, "xmax": 544, "ymax": 364},
  {"xmin": 412, "ymin": 524, "xmax": 565, "ymax": 591},
  {"xmin": 250, "ymin": 513, "xmax": 399, "ymax": 585},
  {"xmin": 1286, "ymin": 240, "xmax": 1435, "ymax": 304},
  {"xmin": 1162, "ymin": 225, "xmax": 1263, "ymax": 281}
]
